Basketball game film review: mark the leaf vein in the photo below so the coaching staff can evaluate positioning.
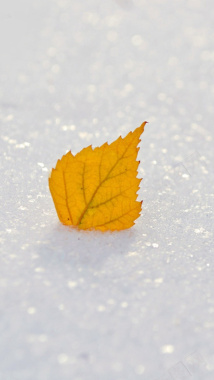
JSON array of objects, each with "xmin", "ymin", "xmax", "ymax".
[
  {"xmin": 94, "ymin": 205, "xmax": 140, "ymax": 228},
  {"xmin": 62, "ymin": 172, "xmax": 73, "ymax": 223},
  {"xmin": 90, "ymin": 184, "xmax": 137, "ymax": 209},
  {"xmin": 82, "ymin": 163, "xmax": 86, "ymax": 205}
]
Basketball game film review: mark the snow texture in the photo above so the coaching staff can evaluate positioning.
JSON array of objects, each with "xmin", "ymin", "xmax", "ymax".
[{"xmin": 0, "ymin": 0, "xmax": 214, "ymax": 379}]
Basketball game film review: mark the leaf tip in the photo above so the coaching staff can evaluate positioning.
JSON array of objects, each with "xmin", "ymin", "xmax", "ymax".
[{"xmin": 139, "ymin": 121, "xmax": 148, "ymax": 135}]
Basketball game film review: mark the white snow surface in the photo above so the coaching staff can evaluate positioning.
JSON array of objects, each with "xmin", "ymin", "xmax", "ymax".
[{"xmin": 0, "ymin": 0, "xmax": 214, "ymax": 379}]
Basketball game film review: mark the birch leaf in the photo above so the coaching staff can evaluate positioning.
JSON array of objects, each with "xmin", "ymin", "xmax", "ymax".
[{"xmin": 49, "ymin": 122, "xmax": 147, "ymax": 231}]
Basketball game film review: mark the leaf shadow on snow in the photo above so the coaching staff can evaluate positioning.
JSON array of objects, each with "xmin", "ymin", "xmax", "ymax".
[{"xmin": 35, "ymin": 223, "xmax": 141, "ymax": 275}]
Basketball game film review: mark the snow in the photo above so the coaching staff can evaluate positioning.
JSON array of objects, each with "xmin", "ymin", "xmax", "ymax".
[{"xmin": 0, "ymin": 0, "xmax": 214, "ymax": 379}]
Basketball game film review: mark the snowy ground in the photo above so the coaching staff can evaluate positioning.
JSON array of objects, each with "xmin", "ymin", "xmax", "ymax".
[{"xmin": 0, "ymin": 0, "xmax": 214, "ymax": 379}]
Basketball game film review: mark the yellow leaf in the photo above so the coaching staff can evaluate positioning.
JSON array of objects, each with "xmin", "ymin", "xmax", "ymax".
[{"xmin": 49, "ymin": 122, "xmax": 147, "ymax": 231}]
